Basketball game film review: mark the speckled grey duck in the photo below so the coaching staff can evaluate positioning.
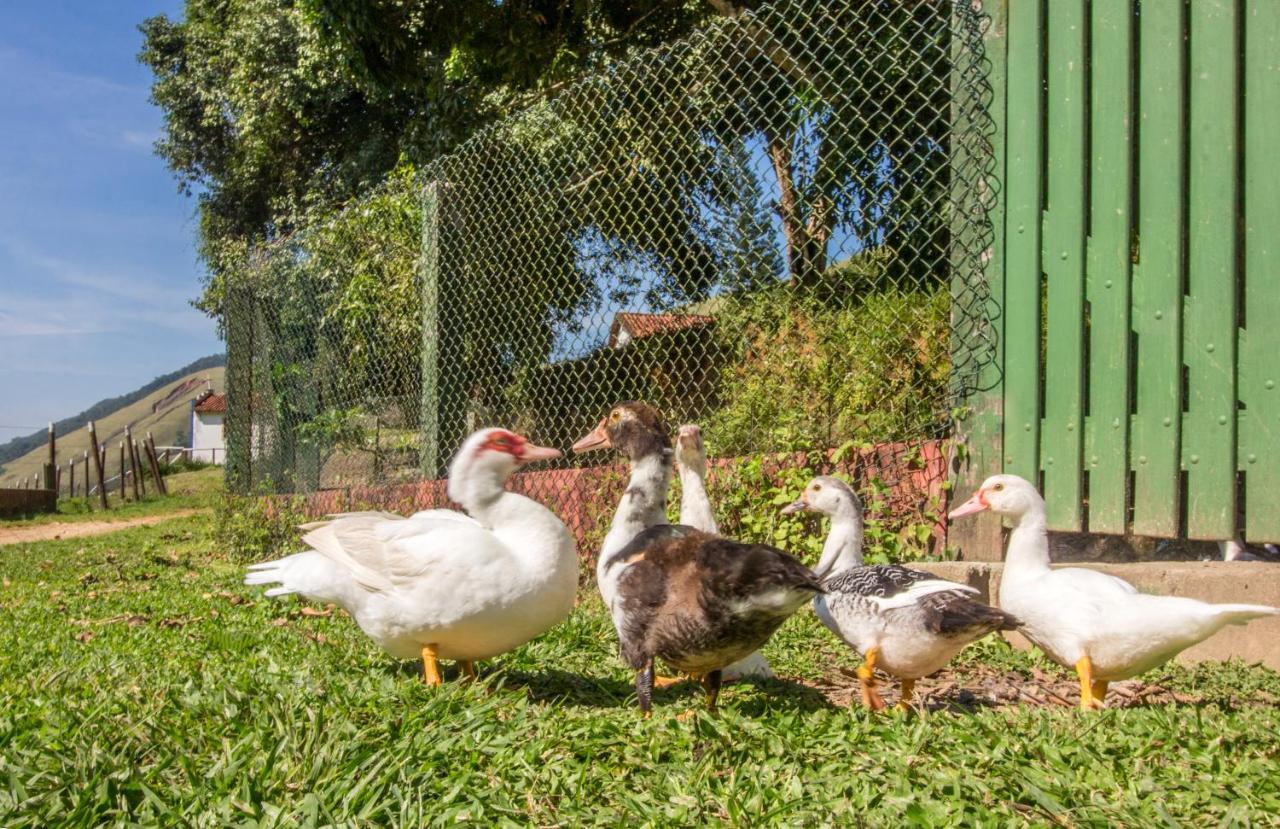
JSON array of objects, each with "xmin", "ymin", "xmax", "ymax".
[
  {"xmin": 574, "ymin": 403, "xmax": 823, "ymax": 714},
  {"xmin": 784, "ymin": 476, "xmax": 1019, "ymax": 711}
]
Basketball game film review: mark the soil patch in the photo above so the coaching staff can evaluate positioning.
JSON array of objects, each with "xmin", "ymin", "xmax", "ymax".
[
  {"xmin": 798, "ymin": 664, "xmax": 1278, "ymax": 711},
  {"xmin": 0, "ymin": 509, "xmax": 209, "ymax": 547}
]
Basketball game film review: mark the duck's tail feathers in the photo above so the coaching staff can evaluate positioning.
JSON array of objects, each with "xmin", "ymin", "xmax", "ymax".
[
  {"xmin": 243, "ymin": 552, "xmax": 324, "ymax": 599},
  {"xmin": 1213, "ymin": 603, "xmax": 1279, "ymax": 626}
]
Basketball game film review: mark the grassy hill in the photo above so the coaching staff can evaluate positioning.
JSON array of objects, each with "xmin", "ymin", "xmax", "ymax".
[{"xmin": 0, "ymin": 366, "xmax": 225, "ymax": 487}]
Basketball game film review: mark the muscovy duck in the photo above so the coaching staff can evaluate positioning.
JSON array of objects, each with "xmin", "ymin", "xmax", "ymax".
[
  {"xmin": 574, "ymin": 403, "xmax": 821, "ymax": 713},
  {"xmin": 244, "ymin": 428, "xmax": 577, "ymax": 684}
]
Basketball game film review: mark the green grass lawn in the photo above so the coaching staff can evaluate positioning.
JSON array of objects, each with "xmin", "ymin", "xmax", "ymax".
[
  {"xmin": 2, "ymin": 468, "xmax": 222, "ymax": 529},
  {"xmin": 1, "ymin": 514, "xmax": 1278, "ymax": 826}
]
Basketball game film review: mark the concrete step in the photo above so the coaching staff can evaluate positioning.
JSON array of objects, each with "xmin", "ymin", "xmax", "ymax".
[{"xmin": 914, "ymin": 561, "xmax": 1280, "ymax": 671}]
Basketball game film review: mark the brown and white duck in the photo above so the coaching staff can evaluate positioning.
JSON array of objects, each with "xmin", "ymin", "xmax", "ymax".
[
  {"xmin": 573, "ymin": 403, "xmax": 822, "ymax": 714},
  {"xmin": 784, "ymin": 476, "xmax": 1019, "ymax": 711}
]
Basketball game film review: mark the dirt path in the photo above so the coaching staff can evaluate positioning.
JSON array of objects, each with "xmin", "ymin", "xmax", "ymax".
[{"xmin": 0, "ymin": 509, "xmax": 210, "ymax": 547}]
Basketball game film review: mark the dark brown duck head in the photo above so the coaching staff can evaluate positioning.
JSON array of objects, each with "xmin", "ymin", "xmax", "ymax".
[{"xmin": 571, "ymin": 401, "xmax": 671, "ymax": 462}]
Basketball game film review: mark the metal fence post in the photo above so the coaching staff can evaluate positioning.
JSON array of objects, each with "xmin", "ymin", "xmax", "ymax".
[{"xmin": 948, "ymin": 0, "xmax": 1006, "ymax": 562}]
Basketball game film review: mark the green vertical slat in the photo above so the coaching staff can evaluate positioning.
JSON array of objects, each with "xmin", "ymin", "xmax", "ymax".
[
  {"xmin": 1002, "ymin": 0, "xmax": 1044, "ymax": 485},
  {"xmin": 1040, "ymin": 0, "xmax": 1087, "ymax": 530},
  {"xmin": 1183, "ymin": 0, "xmax": 1238, "ymax": 539},
  {"xmin": 1082, "ymin": 0, "xmax": 1134, "ymax": 534},
  {"xmin": 1130, "ymin": 0, "xmax": 1185, "ymax": 537},
  {"xmin": 1242, "ymin": 0, "xmax": 1280, "ymax": 542}
]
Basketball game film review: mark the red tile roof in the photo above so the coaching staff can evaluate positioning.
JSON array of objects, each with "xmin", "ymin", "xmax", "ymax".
[
  {"xmin": 609, "ymin": 312, "xmax": 714, "ymax": 346},
  {"xmin": 194, "ymin": 392, "xmax": 227, "ymax": 414}
]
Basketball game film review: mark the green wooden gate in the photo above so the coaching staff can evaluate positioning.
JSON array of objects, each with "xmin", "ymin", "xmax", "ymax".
[{"xmin": 954, "ymin": 0, "xmax": 1280, "ymax": 554}]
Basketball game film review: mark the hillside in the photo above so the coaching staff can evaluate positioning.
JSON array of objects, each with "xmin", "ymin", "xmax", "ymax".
[
  {"xmin": 0, "ymin": 354, "xmax": 226, "ymax": 468},
  {"xmin": 0, "ymin": 364, "xmax": 226, "ymax": 485}
]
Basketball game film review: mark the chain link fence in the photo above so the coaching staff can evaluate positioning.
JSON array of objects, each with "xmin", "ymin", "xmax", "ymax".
[{"xmin": 224, "ymin": 0, "xmax": 996, "ymax": 562}]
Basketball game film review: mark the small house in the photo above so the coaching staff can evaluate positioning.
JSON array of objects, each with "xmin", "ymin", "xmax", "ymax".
[{"xmin": 191, "ymin": 391, "xmax": 227, "ymax": 464}]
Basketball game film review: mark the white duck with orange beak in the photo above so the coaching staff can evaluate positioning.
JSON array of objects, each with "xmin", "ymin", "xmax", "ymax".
[
  {"xmin": 950, "ymin": 474, "xmax": 1279, "ymax": 708},
  {"xmin": 675, "ymin": 424, "xmax": 774, "ymax": 681},
  {"xmin": 244, "ymin": 428, "xmax": 577, "ymax": 684}
]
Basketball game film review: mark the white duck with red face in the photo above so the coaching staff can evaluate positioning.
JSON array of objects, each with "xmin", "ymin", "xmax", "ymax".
[
  {"xmin": 675, "ymin": 424, "xmax": 774, "ymax": 682},
  {"xmin": 244, "ymin": 428, "xmax": 577, "ymax": 684},
  {"xmin": 950, "ymin": 474, "xmax": 1280, "ymax": 709}
]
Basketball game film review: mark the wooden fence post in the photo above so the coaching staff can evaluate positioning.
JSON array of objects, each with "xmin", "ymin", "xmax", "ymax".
[
  {"xmin": 68, "ymin": 458, "xmax": 75, "ymax": 499},
  {"xmin": 134, "ymin": 441, "xmax": 146, "ymax": 496},
  {"xmin": 125, "ymin": 427, "xmax": 141, "ymax": 501},
  {"xmin": 43, "ymin": 422, "xmax": 56, "ymax": 490},
  {"xmin": 81, "ymin": 451, "xmax": 89, "ymax": 498},
  {"xmin": 119, "ymin": 442, "xmax": 127, "ymax": 501},
  {"xmin": 145, "ymin": 433, "xmax": 167, "ymax": 496},
  {"xmin": 87, "ymin": 421, "xmax": 108, "ymax": 510}
]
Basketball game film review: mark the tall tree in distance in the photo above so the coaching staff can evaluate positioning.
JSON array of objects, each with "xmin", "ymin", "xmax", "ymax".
[{"xmin": 139, "ymin": 0, "xmax": 734, "ymax": 318}]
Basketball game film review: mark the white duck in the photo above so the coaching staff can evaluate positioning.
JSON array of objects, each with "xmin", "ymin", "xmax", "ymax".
[
  {"xmin": 675, "ymin": 424, "xmax": 773, "ymax": 682},
  {"xmin": 950, "ymin": 474, "xmax": 1280, "ymax": 708},
  {"xmin": 243, "ymin": 428, "xmax": 577, "ymax": 684},
  {"xmin": 784, "ymin": 476, "xmax": 1018, "ymax": 710}
]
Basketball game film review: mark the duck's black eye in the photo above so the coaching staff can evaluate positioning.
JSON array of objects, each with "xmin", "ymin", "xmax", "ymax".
[
  {"xmin": 993, "ymin": 483, "xmax": 1004, "ymax": 492},
  {"xmin": 609, "ymin": 411, "xmax": 620, "ymax": 422},
  {"xmin": 812, "ymin": 484, "xmax": 822, "ymax": 492}
]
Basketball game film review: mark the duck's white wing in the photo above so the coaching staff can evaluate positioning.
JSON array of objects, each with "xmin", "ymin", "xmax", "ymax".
[
  {"xmin": 301, "ymin": 510, "xmax": 492, "ymax": 593},
  {"xmin": 1051, "ymin": 566, "xmax": 1140, "ymax": 598}
]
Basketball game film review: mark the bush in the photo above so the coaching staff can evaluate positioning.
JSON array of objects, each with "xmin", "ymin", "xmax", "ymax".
[
  {"xmin": 162, "ymin": 457, "xmax": 216, "ymax": 475},
  {"xmin": 703, "ymin": 252, "xmax": 951, "ymax": 455},
  {"xmin": 214, "ymin": 491, "xmax": 308, "ymax": 564}
]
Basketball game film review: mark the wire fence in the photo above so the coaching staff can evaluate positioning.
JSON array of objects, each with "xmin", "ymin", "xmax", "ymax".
[{"xmin": 223, "ymin": 0, "xmax": 997, "ymax": 562}]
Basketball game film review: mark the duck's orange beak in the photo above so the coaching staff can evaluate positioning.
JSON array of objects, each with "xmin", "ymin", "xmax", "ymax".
[
  {"xmin": 517, "ymin": 442, "xmax": 561, "ymax": 464},
  {"xmin": 571, "ymin": 419, "xmax": 610, "ymax": 453},
  {"xmin": 948, "ymin": 489, "xmax": 989, "ymax": 519}
]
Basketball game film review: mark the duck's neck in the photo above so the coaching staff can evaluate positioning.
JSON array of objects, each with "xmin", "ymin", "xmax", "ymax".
[
  {"xmin": 814, "ymin": 502, "xmax": 864, "ymax": 578},
  {"xmin": 451, "ymin": 466, "xmax": 509, "ymax": 524},
  {"xmin": 1004, "ymin": 508, "xmax": 1051, "ymax": 575},
  {"xmin": 678, "ymin": 464, "xmax": 718, "ymax": 534},
  {"xmin": 600, "ymin": 450, "xmax": 672, "ymax": 576},
  {"xmin": 469, "ymin": 487, "xmax": 574, "ymax": 570}
]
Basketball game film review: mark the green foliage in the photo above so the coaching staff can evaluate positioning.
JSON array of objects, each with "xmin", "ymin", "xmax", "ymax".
[
  {"xmin": 1, "ymin": 515, "xmax": 1278, "ymax": 825},
  {"xmin": 705, "ymin": 443, "xmax": 946, "ymax": 565},
  {"xmin": 139, "ymin": 0, "xmax": 718, "ymax": 317},
  {"xmin": 213, "ymin": 490, "xmax": 307, "ymax": 563},
  {"xmin": 704, "ymin": 253, "xmax": 952, "ymax": 457}
]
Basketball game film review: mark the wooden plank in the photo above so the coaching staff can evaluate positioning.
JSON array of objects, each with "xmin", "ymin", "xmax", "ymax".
[
  {"xmin": 1082, "ymin": 0, "xmax": 1134, "ymax": 534},
  {"xmin": 1040, "ymin": 0, "xmax": 1087, "ymax": 530},
  {"xmin": 948, "ymin": 0, "xmax": 1007, "ymax": 562},
  {"xmin": 1130, "ymin": 0, "xmax": 1186, "ymax": 537},
  {"xmin": 1240, "ymin": 0, "xmax": 1280, "ymax": 542},
  {"xmin": 1001, "ymin": 0, "xmax": 1044, "ymax": 486},
  {"xmin": 1183, "ymin": 0, "xmax": 1239, "ymax": 539}
]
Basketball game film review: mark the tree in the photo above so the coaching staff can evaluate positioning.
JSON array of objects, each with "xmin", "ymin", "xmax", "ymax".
[{"xmin": 139, "ymin": 0, "xmax": 727, "ymax": 317}]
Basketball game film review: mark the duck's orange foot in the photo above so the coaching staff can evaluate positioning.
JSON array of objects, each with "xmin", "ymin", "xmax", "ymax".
[
  {"xmin": 855, "ymin": 648, "xmax": 886, "ymax": 712},
  {"xmin": 1075, "ymin": 656, "xmax": 1108, "ymax": 710},
  {"xmin": 893, "ymin": 678, "xmax": 916, "ymax": 713},
  {"xmin": 653, "ymin": 674, "xmax": 685, "ymax": 689},
  {"xmin": 422, "ymin": 644, "xmax": 442, "ymax": 687}
]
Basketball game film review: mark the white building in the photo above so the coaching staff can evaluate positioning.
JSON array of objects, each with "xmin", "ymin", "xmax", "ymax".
[{"xmin": 191, "ymin": 391, "xmax": 227, "ymax": 464}]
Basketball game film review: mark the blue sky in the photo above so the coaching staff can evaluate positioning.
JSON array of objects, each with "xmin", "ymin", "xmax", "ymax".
[{"xmin": 0, "ymin": 1, "xmax": 219, "ymax": 441}]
